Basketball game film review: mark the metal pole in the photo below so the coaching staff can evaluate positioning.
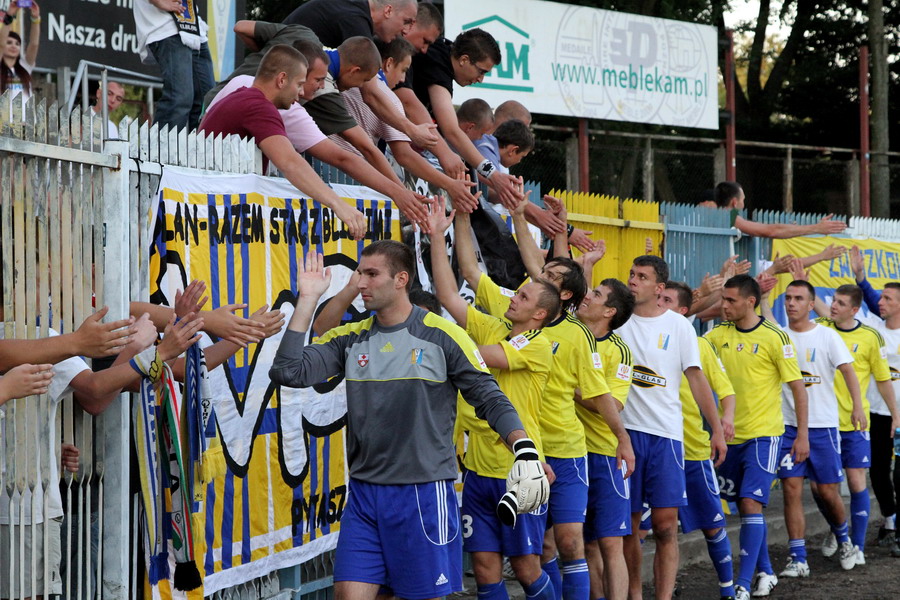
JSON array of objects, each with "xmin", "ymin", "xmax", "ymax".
[
  {"xmin": 578, "ymin": 118, "xmax": 589, "ymax": 193},
  {"xmin": 783, "ymin": 146, "xmax": 793, "ymax": 212},
  {"xmin": 725, "ymin": 30, "xmax": 737, "ymax": 181},
  {"xmin": 81, "ymin": 69, "xmax": 90, "ymax": 117},
  {"xmin": 860, "ymin": 46, "xmax": 871, "ymax": 217},
  {"xmin": 101, "ymin": 69, "xmax": 109, "ymax": 146}
]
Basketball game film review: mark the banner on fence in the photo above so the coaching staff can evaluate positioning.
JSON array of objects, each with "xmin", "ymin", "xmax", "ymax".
[
  {"xmin": 146, "ymin": 168, "xmax": 398, "ymax": 597},
  {"xmin": 769, "ymin": 237, "xmax": 900, "ymax": 324},
  {"xmin": 445, "ymin": 0, "xmax": 719, "ymax": 129}
]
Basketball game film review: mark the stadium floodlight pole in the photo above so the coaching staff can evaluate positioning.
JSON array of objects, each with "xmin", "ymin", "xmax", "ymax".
[
  {"xmin": 724, "ymin": 30, "xmax": 736, "ymax": 181},
  {"xmin": 859, "ymin": 45, "xmax": 871, "ymax": 217}
]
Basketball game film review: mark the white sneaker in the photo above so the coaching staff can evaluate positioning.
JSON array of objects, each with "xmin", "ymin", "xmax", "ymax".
[
  {"xmin": 735, "ymin": 585, "xmax": 751, "ymax": 600},
  {"xmin": 501, "ymin": 557, "xmax": 516, "ymax": 579},
  {"xmin": 751, "ymin": 572, "xmax": 778, "ymax": 597},
  {"xmin": 855, "ymin": 547, "xmax": 866, "ymax": 565},
  {"xmin": 821, "ymin": 531, "xmax": 838, "ymax": 557},
  {"xmin": 779, "ymin": 557, "xmax": 810, "ymax": 578},
  {"xmin": 838, "ymin": 540, "xmax": 857, "ymax": 571}
]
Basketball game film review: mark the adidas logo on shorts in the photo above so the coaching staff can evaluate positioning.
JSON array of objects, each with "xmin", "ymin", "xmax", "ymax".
[
  {"xmin": 619, "ymin": 521, "xmax": 627, "ymax": 530},
  {"xmin": 752, "ymin": 489, "xmax": 763, "ymax": 497},
  {"xmin": 435, "ymin": 573, "xmax": 449, "ymax": 586},
  {"xmin": 740, "ymin": 549, "xmax": 749, "ymax": 556},
  {"xmin": 863, "ymin": 456, "xmax": 870, "ymax": 463}
]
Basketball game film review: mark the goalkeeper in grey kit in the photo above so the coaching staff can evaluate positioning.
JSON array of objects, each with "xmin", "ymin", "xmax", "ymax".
[{"xmin": 270, "ymin": 241, "xmax": 549, "ymax": 600}]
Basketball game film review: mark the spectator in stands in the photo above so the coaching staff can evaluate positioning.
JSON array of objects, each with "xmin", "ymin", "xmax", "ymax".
[
  {"xmin": 92, "ymin": 80, "xmax": 126, "ymax": 138},
  {"xmin": 134, "ymin": 0, "xmax": 214, "ymax": 131},
  {"xmin": 492, "ymin": 119, "xmax": 534, "ymax": 172},
  {"xmin": 280, "ymin": 1, "xmax": 438, "ymax": 150},
  {"xmin": 410, "ymin": 29, "xmax": 525, "ymax": 211},
  {"xmin": 456, "ymin": 98, "xmax": 494, "ymax": 143},
  {"xmin": 0, "ymin": 0, "xmax": 41, "ymax": 111},
  {"xmin": 283, "ymin": 0, "xmax": 416, "ymax": 47},
  {"xmin": 714, "ymin": 181, "xmax": 848, "ymax": 238},
  {"xmin": 199, "ymin": 44, "xmax": 367, "ymax": 240},
  {"xmin": 325, "ymin": 36, "xmax": 479, "ymax": 212},
  {"xmin": 402, "ymin": 1, "xmax": 442, "ymax": 55},
  {"xmin": 476, "ymin": 100, "xmax": 532, "ymax": 169}
]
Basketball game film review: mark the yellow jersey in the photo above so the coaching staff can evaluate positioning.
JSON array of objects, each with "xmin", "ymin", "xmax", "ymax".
[
  {"xmin": 461, "ymin": 305, "xmax": 551, "ymax": 477},
  {"xmin": 682, "ymin": 337, "xmax": 735, "ymax": 461},
  {"xmin": 705, "ymin": 317, "xmax": 801, "ymax": 444},
  {"xmin": 576, "ymin": 332, "xmax": 633, "ymax": 457},
  {"xmin": 476, "ymin": 273, "xmax": 610, "ymax": 458},
  {"xmin": 815, "ymin": 317, "xmax": 890, "ymax": 432}
]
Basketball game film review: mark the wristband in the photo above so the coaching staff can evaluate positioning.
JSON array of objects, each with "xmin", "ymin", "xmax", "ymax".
[
  {"xmin": 476, "ymin": 159, "xmax": 496, "ymax": 180},
  {"xmin": 129, "ymin": 346, "xmax": 164, "ymax": 383},
  {"xmin": 566, "ymin": 224, "xmax": 575, "ymax": 237},
  {"xmin": 3, "ymin": 14, "xmax": 14, "ymax": 26},
  {"xmin": 31, "ymin": 17, "xmax": 40, "ymax": 24}
]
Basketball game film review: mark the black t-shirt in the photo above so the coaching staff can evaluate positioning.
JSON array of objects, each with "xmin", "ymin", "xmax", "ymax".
[
  {"xmin": 283, "ymin": 0, "xmax": 374, "ymax": 47},
  {"xmin": 412, "ymin": 37, "xmax": 454, "ymax": 117}
]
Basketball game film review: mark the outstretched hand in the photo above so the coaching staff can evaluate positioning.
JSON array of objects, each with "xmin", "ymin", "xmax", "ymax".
[
  {"xmin": 298, "ymin": 250, "xmax": 332, "ymax": 301},
  {"xmin": 425, "ymin": 195, "xmax": 455, "ymax": 237}
]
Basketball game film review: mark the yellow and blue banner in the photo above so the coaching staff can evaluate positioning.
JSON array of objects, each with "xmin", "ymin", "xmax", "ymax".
[
  {"xmin": 146, "ymin": 168, "xmax": 400, "ymax": 598},
  {"xmin": 769, "ymin": 236, "xmax": 900, "ymax": 324}
]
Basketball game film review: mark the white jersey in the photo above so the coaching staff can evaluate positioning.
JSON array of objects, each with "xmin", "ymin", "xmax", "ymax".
[
  {"xmin": 868, "ymin": 320, "xmax": 900, "ymax": 416},
  {"xmin": 619, "ymin": 309, "xmax": 701, "ymax": 441},
  {"xmin": 780, "ymin": 323, "xmax": 852, "ymax": 428}
]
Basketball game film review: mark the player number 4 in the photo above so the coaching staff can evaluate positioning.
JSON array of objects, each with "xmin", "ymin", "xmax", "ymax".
[{"xmin": 780, "ymin": 453, "xmax": 794, "ymax": 470}]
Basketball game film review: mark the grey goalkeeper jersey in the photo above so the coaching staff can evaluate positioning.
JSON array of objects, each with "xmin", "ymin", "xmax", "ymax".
[{"xmin": 270, "ymin": 305, "xmax": 524, "ymax": 484}]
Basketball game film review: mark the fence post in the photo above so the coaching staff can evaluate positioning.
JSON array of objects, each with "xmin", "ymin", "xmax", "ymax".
[
  {"xmin": 565, "ymin": 135, "xmax": 579, "ymax": 192},
  {"xmin": 643, "ymin": 138, "xmax": 654, "ymax": 202},
  {"xmin": 713, "ymin": 145, "xmax": 726, "ymax": 184},
  {"xmin": 848, "ymin": 156, "xmax": 861, "ymax": 216},
  {"xmin": 783, "ymin": 146, "xmax": 793, "ymax": 212},
  {"xmin": 98, "ymin": 139, "xmax": 133, "ymax": 599}
]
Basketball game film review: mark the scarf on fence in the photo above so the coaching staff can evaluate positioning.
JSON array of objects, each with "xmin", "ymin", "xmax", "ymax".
[
  {"xmin": 171, "ymin": 0, "xmax": 203, "ymax": 51},
  {"xmin": 131, "ymin": 347, "xmax": 202, "ymax": 591},
  {"xmin": 184, "ymin": 343, "xmax": 225, "ymax": 491}
]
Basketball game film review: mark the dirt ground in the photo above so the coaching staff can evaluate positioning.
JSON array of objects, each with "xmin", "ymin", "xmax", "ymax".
[{"xmin": 650, "ymin": 520, "xmax": 900, "ymax": 599}]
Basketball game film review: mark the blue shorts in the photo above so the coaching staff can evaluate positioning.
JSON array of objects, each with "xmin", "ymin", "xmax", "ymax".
[
  {"xmin": 584, "ymin": 453, "xmax": 631, "ymax": 540},
  {"xmin": 334, "ymin": 479, "xmax": 462, "ymax": 599},
  {"xmin": 777, "ymin": 426, "xmax": 843, "ymax": 484},
  {"xmin": 840, "ymin": 430, "xmax": 871, "ymax": 469},
  {"xmin": 717, "ymin": 436, "xmax": 781, "ymax": 505},
  {"xmin": 461, "ymin": 471, "xmax": 546, "ymax": 556},
  {"xmin": 627, "ymin": 430, "xmax": 686, "ymax": 512},
  {"xmin": 680, "ymin": 459, "xmax": 726, "ymax": 533},
  {"xmin": 546, "ymin": 455, "xmax": 589, "ymax": 525}
]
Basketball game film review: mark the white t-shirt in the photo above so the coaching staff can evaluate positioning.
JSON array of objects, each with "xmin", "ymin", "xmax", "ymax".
[
  {"xmin": 619, "ymin": 309, "xmax": 702, "ymax": 441},
  {"xmin": 3, "ymin": 57, "xmax": 34, "ymax": 117},
  {"xmin": 0, "ymin": 330, "xmax": 88, "ymax": 525},
  {"xmin": 780, "ymin": 322, "xmax": 852, "ymax": 428},
  {"xmin": 206, "ymin": 76, "xmax": 327, "ymax": 154},
  {"xmin": 868, "ymin": 320, "xmax": 900, "ymax": 416},
  {"xmin": 133, "ymin": 0, "xmax": 209, "ymax": 64}
]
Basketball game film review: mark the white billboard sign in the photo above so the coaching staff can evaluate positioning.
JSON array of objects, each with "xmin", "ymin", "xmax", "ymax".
[{"xmin": 445, "ymin": 0, "xmax": 720, "ymax": 129}]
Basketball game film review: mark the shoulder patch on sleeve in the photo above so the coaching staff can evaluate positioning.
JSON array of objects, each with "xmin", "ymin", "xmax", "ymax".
[
  {"xmin": 616, "ymin": 362, "xmax": 632, "ymax": 381},
  {"xmin": 592, "ymin": 352, "xmax": 603, "ymax": 370},
  {"xmin": 783, "ymin": 344, "xmax": 795, "ymax": 359},
  {"xmin": 509, "ymin": 334, "xmax": 530, "ymax": 350},
  {"xmin": 499, "ymin": 287, "xmax": 515, "ymax": 298},
  {"xmin": 881, "ymin": 346, "xmax": 888, "ymax": 360},
  {"xmin": 473, "ymin": 348, "xmax": 488, "ymax": 369}
]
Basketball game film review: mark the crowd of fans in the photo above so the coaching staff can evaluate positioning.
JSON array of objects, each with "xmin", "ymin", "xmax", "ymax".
[{"xmin": 3, "ymin": 2, "xmax": 900, "ymax": 600}]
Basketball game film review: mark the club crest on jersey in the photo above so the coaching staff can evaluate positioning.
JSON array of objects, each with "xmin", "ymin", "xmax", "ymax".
[
  {"xmin": 736, "ymin": 343, "xmax": 744, "ymax": 352},
  {"xmin": 852, "ymin": 343, "xmax": 859, "ymax": 353},
  {"xmin": 752, "ymin": 344, "xmax": 760, "ymax": 354},
  {"xmin": 806, "ymin": 348, "xmax": 816, "ymax": 362},
  {"xmin": 412, "ymin": 348, "xmax": 424, "ymax": 364},
  {"xmin": 631, "ymin": 365, "xmax": 667, "ymax": 388},
  {"xmin": 357, "ymin": 353, "xmax": 369, "ymax": 367},
  {"xmin": 658, "ymin": 334, "xmax": 670, "ymax": 350},
  {"xmin": 551, "ymin": 341, "xmax": 560, "ymax": 354}
]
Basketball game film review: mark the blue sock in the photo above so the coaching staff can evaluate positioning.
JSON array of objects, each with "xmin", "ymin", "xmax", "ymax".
[
  {"xmin": 788, "ymin": 538, "xmax": 807, "ymax": 563},
  {"xmin": 851, "ymin": 490, "xmax": 870, "ymax": 549},
  {"xmin": 831, "ymin": 520, "xmax": 850, "ymax": 544},
  {"xmin": 477, "ymin": 581, "xmax": 510, "ymax": 600},
  {"xmin": 737, "ymin": 515, "xmax": 766, "ymax": 589},
  {"xmin": 542, "ymin": 558, "xmax": 562, "ymax": 600},
  {"xmin": 756, "ymin": 516, "xmax": 774, "ymax": 575},
  {"xmin": 560, "ymin": 559, "xmax": 590, "ymax": 600},
  {"xmin": 523, "ymin": 571, "xmax": 555, "ymax": 600},
  {"xmin": 705, "ymin": 529, "xmax": 735, "ymax": 598}
]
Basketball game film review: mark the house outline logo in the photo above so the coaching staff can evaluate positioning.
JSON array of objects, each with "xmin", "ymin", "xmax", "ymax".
[{"xmin": 461, "ymin": 15, "xmax": 534, "ymax": 93}]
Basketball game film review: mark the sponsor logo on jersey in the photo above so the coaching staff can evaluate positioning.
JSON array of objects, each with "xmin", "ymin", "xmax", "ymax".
[
  {"xmin": 509, "ymin": 334, "xmax": 530, "ymax": 350},
  {"xmin": 891, "ymin": 367, "xmax": 900, "ymax": 381},
  {"xmin": 783, "ymin": 344, "xmax": 795, "ymax": 359},
  {"xmin": 631, "ymin": 365, "xmax": 667, "ymax": 388},
  {"xmin": 722, "ymin": 342, "xmax": 730, "ymax": 349},
  {"xmin": 357, "ymin": 353, "xmax": 369, "ymax": 367},
  {"xmin": 380, "ymin": 341, "xmax": 395, "ymax": 353},
  {"xmin": 592, "ymin": 352, "xmax": 603, "ymax": 369},
  {"xmin": 801, "ymin": 370, "xmax": 822, "ymax": 387},
  {"xmin": 616, "ymin": 363, "xmax": 633, "ymax": 381},
  {"xmin": 658, "ymin": 333, "xmax": 670, "ymax": 350},
  {"xmin": 412, "ymin": 348, "xmax": 424, "ymax": 364},
  {"xmin": 806, "ymin": 348, "xmax": 817, "ymax": 363},
  {"xmin": 473, "ymin": 349, "xmax": 487, "ymax": 370}
]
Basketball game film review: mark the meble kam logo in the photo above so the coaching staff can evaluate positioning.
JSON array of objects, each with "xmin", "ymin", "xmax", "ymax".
[{"xmin": 461, "ymin": 15, "xmax": 533, "ymax": 92}]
